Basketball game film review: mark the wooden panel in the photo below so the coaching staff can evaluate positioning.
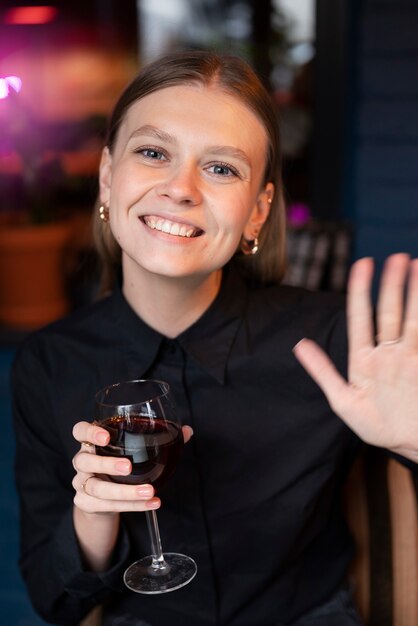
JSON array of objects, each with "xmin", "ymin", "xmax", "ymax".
[
  {"xmin": 359, "ymin": 101, "xmax": 418, "ymax": 140},
  {"xmin": 388, "ymin": 460, "xmax": 418, "ymax": 626},
  {"xmin": 356, "ymin": 145, "xmax": 418, "ymax": 184},
  {"xmin": 361, "ymin": 9, "xmax": 418, "ymax": 53},
  {"xmin": 353, "ymin": 224, "xmax": 418, "ymax": 263},
  {"xmin": 361, "ymin": 58, "xmax": 418, "ymax": 96},
  {"xmin": 355, "ymin": 185, "xmax": 418, "ymax": 224}
]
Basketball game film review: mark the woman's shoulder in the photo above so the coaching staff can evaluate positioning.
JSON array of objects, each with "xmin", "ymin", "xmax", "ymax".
[
  {"xmin": 30, "ymin": 292, "xmax": 114, "ymax": 337},
  {"xmin": 247, "ymin": 279, "xmax": 346, "ymax": 321},
  {"xmin": 231, "ymin": 260, "xmax": 346, "ymax": 317},
  {"xmin": 12, "ymin": 294, "xmax": 117, "ymax": 372},
  {"xmin": 243, "ymin": 280, "xmax": 347, "ymax": 363}
]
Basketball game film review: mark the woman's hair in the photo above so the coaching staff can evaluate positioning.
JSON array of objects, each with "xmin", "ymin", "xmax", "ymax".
[{"xmin": 93, "ymin": 49, "xmax": 287, "ymax": 292}]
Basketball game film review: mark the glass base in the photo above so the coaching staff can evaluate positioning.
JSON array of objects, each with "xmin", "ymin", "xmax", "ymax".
[{"xmin": 123, "ymin": 552, "xmax": 197, "ymax": 594}]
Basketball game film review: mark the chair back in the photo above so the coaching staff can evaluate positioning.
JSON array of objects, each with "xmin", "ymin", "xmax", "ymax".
[{"xmin": 345, "ymin": 448, "xmax": 418, "ymax": 625}]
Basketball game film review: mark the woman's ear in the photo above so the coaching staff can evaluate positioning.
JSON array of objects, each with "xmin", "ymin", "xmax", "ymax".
[
  {"xmin": 243, "ymin": 182, "xmax": 274, "ymax": 240},
  {"xmin": 99, "ymin": 147, "xmax": 112, "ymax": 207}
]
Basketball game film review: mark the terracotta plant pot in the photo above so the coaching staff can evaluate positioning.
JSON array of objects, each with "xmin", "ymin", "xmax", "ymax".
[{"xmin": 0, "ymin": 218, "xmax": 76, "ymax": 330}]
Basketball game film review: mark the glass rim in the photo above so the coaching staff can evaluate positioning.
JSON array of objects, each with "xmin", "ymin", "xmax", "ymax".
[{"xmin": 94, "ymin": 378, "xmax": 170, "ymax": 409}]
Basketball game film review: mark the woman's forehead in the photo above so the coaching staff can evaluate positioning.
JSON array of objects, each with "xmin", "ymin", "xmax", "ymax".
[{"xmin": 118, "ymin": 83, "xmax": 269, "ymax": 148}]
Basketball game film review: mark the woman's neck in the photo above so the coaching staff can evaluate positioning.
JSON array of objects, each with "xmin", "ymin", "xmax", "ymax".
[{"xmin": 121, "ymin": 261, "xmax": 222, "ymax": 338}]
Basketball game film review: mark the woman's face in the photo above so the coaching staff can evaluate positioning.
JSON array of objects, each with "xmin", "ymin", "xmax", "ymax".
[{"xmin": 99, "ymin": 83, "xmax": 274, "ymax": 284}]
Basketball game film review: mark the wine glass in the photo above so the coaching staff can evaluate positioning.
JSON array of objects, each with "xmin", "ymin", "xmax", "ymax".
[{"xmin": 94, "ymin": 379, "xmax": 197, "ymax": 594}]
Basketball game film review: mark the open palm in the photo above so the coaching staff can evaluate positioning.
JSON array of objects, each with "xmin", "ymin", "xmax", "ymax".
[{"xmin": 294, "ymin": 253, "xmax": 418, "ymax": 463}]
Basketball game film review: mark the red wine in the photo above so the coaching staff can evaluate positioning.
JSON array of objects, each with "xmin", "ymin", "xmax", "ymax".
[{"xmin": 96, "ymin": 415, "xmax": 183, "ymax": 489}]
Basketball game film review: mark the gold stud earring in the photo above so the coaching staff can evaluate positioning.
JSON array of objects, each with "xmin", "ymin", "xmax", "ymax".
[{"xmin": 99, "ymin": 205, "xmax": 109, "ymax": 223}]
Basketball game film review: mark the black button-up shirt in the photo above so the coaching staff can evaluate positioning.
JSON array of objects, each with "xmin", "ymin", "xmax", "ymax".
[{"xmin": 12, "ymin": 262, "xmax": 359, "ymax": 626}]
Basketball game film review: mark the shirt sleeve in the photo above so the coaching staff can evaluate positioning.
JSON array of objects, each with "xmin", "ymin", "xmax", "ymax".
[{"xmin": 11, "ymin": 338, "xmax": 131, "ymax": 625}]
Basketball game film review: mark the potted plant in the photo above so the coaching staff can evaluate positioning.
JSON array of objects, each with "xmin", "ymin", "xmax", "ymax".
[{"xmin": 0, "ymin": 84, "xmax": 81, "ymax": 330}]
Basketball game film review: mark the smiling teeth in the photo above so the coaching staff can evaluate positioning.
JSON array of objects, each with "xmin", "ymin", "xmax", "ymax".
[{"xmin": 143, "ymin": 216, "xmax": 197, "ymax": 238}]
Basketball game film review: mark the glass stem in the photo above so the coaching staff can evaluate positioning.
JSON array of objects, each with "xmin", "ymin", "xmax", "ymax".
[{"xmin": 145, "ymin": 510, "xmax": 167, "ymax": 570}]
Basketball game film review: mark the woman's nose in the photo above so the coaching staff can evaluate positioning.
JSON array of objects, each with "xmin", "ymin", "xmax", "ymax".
[{"xmin": 156, "ymin": 163, "xmax": 202, "ymax": 205}]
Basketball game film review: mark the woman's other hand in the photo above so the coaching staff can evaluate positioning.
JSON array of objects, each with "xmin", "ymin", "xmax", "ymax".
[
  {"xmin": 72, "ymin": 420, "xmax": 159, "ymax": 514},
  {"xmin": 71, "ymin": 420, "xmax": 193, "ymax": 571},
  {"xmin": 294, "ymin": 253, "xmax": 418, "ymax": 463},
  {"xmin": 72, "ymin": 421, "xmax": 193, "ymax": 514}
]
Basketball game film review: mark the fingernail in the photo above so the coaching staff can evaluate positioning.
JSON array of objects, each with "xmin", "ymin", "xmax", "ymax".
[
  {"xmin": 115, "ymin": 461, "xmax": 130, "ymax": 474},
  {"xmin": 96, "ymin": 431, "xmax": 109, "ymax": 445},
  {"xmin": 292, "ymin": 338, "xmax": 306, "ymax": 352},
  {"xmin": 146, "ymin": 498, "xmax": 160, "ymax": 509},
  {"xmin": 137, "ymin": 485, "xmax": 154, "ymax": 498}
]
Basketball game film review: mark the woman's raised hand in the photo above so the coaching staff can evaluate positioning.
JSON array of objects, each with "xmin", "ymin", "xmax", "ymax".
[
  {"xmin": 294, "ymin": 253, "xmax": 418, "ymax": 463},
  {"xmin": 72, "ymin": 421, "xmax": 193, "ymax": 514}
]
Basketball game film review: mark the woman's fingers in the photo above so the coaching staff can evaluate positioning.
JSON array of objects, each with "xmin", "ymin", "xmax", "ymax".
[
  {"xmin": 294, "ymin": 255, "xmax": 418, "ymax": 454},
  {"xmin": 347, "ymin": 254, "xmax": 412, "ymax": 349},
  {"xmin": 74, "ymin": 424, "xmax": 193, "ymax": 477},
  {"xmin": 71, "ymin": 420, "xmax": 193, "ymax": 516},
  {"xmin": 72, "ymin": 472, "xmax": 157, "ymax": 502},
  {"xmin": 72, "ymin": 420, "xmax": 109, "ymax": 447},
  {"xmin": 80, "ymin": 477, "xmax": 154, "ymax": 501},
  {"xmin": 403, "ymin": 258, "xmax": 418, "ymax": 349},
  {"xmin": 73, "ymin": 449, "xmax": 132, "ymax": 477},
  {"xmin": 74, "ymin": 496, "xmax": 160, "ymax": 514},
  {"xmin": 74, "ymin": 486, "xmax": 160, "ymax": 513},
  {"xmin": 293, "ymin": 338, "xmax": 350, "ymax": 414},
  {"xmin": 72, "ymin": 461, "xmax": 160, "ymax": 513},
  {"xmin": 73, "ymin": 421, "xmax": 193, "ymax": 447},
  {"xmin": 182, "ymin": 425, "xmax": 193, "ymax": 444},
  {"xmin": 347, "ymin": 257, "xmax": 375, "ymax": 354},
  {"xmin": 376, "ymin": 253, "xmax": 410, "ymax": 343}
]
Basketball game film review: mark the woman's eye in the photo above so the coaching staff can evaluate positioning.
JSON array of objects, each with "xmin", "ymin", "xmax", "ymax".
[
  {"xmin": 208, "ymin": 163, "xmax": 239, "ymax": 177},
  {"xmin": 137, "ymin": 148, "xmax": 166, "ymax": 160}
]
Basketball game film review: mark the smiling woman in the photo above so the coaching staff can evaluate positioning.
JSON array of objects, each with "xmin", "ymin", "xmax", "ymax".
[
  {"xmin": 93, "ymin": 52, "xmax": 287, "ymax": 301},
  {"xmin": 11, "ymin": 49, "xmax": 418, "ymax": 626},
  {"xmin": 97, "ymin": 81, "xmax": 274, "ymax": 334}
]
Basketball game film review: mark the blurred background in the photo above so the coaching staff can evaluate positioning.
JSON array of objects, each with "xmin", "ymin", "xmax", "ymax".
[{"xmin": 0, "ymin": 0, "xmax": 417, "ymax": 623}]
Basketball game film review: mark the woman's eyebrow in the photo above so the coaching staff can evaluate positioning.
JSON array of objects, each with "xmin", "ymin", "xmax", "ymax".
[
  {"xmin": 129, "ymin": 124, "xmax": 175, "ymax": 144},
  {"xmin": 207, "ymin": 146, "xmax": 251, "ymax": 167}
]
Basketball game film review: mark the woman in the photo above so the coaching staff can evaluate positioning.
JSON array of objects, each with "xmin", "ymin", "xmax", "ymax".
[{"xmin": 12, "ymin": 50, "xmax": 418, "ymax": 626}]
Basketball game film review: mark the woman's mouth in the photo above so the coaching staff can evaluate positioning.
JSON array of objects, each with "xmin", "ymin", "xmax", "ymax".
[{"xmin": 141, "ymin": 215, "xmax": 203, "ymax": 238}]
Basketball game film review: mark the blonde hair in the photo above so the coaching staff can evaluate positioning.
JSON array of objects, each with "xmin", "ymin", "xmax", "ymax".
[{"xmin": 94, "ymin": 50, "xmax": 287, "ymax": 293}]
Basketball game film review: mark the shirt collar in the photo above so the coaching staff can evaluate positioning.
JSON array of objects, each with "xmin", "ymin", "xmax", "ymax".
[
  {"xmin": 110, "ymin": 262, "xmax": 248, "ymax": 385},
  {"xmin": 110, "ymin": 287, "xmax": 164, "ymax": 377},
  {"xmin": 177, "ymin": 263, "xmax": 248, "ymax": 384}
]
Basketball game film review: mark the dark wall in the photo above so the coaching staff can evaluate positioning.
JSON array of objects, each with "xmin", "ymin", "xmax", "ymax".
[
  {"xmin": 349, "ymin": 0, "xmax": 418, "ymax": 271},
  {"xmin": 311, "ymin": 0, "xmax": 351, "ymax": 221}
]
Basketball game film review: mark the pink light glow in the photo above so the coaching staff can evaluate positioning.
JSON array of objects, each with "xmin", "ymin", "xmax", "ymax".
[
  {"xmin": 0, "ymin": 80, "xmax": 8, "ymax": 100},
  {"xmin": 7, "ymin": 76, "xmax": 22, "ymax": 93},
  {"xmin": 4, "ymin": 6, "xmax": 58, "ymax": 25},
  {"xmin": 0, "ymin": 76, "xmax": 23, "ymax": 99},
  {"xmin": 287, "ymin": 203, "xmax": 311, "ymax": 227}
]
